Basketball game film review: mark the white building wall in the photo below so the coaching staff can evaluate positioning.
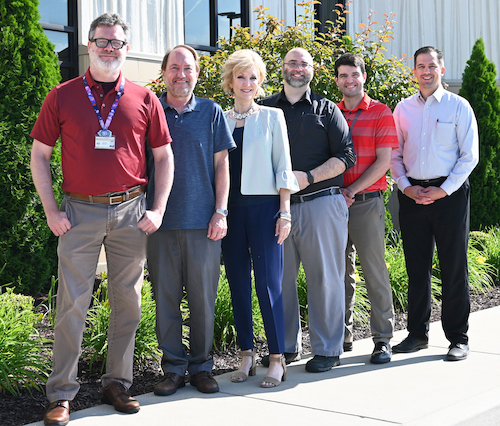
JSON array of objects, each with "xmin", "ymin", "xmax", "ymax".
[{"xmin": 346, "ymin": 0, "xmax": 500, "ymax": 89}]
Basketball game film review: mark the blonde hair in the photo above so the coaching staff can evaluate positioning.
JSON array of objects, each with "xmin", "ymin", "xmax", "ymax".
[{"xmin": 221, "ymin": 49, "xmax": 266, "ymax": 97}]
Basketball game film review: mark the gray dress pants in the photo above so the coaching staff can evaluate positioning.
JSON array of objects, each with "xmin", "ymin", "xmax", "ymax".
[
  {"xmin": 147, "ymin": 229, "xmax": 221, "ymax": 376},
  {"xmin": 282, "ymin": 193, "xmax": 348, "ymax": 356}
]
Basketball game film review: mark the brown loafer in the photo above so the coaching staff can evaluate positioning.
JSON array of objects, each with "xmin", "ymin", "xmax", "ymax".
[
  {"xmin": 44, "ymin": 400, "xmax": 70, "ymax": 426},
  {"xmin": 189, "ymin": 371, "xmax": 219, "ymax": 393},
  {"xmin": 154, "ymin": 372, "xmax": 186, "ymax": 396},
  {"xmin": 101, "ymin": 382, "xmax": 140, "ymax": 414}
]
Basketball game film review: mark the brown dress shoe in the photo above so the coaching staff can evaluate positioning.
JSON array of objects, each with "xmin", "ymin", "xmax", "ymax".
[
  {"xmin": 101, "ymin": 382, "xmax": 140, "ymax": 414},
  {"xmin": 154, "ymin": 372, "xmax": 186, "ymax": 396},
  {"xmin": 189, "ymin": 371, "xmax": 219, "ymax": 393},
  {"xmin": 44, "ymin": 400, "xmax": 70, "ymax": 426}
]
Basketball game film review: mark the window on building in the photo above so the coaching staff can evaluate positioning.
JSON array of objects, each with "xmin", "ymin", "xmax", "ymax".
[
  {"xmin": 38, "ymin": 0, "xmax": 78, "ymax": 81},
  {"xmin": 184, "ymin": 0, "xmax": 250, "ymax": 53},
  {"xmin": 315, "ymin": 0, "xmax": 347, "ymax": 35}
]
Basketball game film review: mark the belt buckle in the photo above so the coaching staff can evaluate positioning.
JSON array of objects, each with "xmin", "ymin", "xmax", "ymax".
[{"xmin": 109, "ymin": 195, "xmax": 123, "ymax": 205}]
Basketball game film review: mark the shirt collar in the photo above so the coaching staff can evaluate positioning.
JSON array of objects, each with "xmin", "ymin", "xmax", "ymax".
[
  {"xmin": 84, "ymin": 68, "xmax": 123, "ymax": 92},
  {"xmin": 277, "ymin": 87, "xmax": 313, "ymax": 105},
  {"xmin": 418, "ymin": 84, "xmax": 446, "ymax": 103},
  {"xmin": 160, "ymin": 92, "xmax": 199, "ymax": 113},
  {"xmin": 338, "ymin": 92, "xmax": 370, "ymax": 112}
]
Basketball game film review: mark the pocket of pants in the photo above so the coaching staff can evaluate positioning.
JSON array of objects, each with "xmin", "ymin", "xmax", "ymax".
[{"xmin": 61, "ymin": 196, "xmax": 72, "ymax": 225}]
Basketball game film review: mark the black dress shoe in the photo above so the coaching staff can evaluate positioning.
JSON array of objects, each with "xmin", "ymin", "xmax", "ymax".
[
  {"xmin": 305, "ymin": 355, "xmax": 340, "ymax": 372},
  {"xmin": 154, "ymin": 372, "xmax": 186, "ymax": 396},
  {"xmin": 101, "ymin": 382, "xmax": 140, "ymax": 414},
  {"xmin": 445, "ymin": 343, "xmax": 469, "ymax": 361},
  {"xmin": 370, "ymin": 342, "xmax": 391, "ymax": 364},
  {"xmin": 343, "ymin": 342, "xmax": 353, "ymax": 352},
  {"xmin": 44, "ymin": 400, "xmax": 70, "ymax": 426},
  {"xmin": 190, "ymin": 371, "xmax": 219, "ymax": 393},
  {"xmin": 392, "ymin": 335, "xmax": 428, "ymax": 353},
  {"xmin": 261, "ymin": 351, "xmax": 300, "ymax": 367}
]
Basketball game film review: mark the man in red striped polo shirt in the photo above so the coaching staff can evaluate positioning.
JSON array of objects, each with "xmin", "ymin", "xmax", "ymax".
[{"xmin": 335, "ymin": 53, "xmax": 398, "ymax": 364}]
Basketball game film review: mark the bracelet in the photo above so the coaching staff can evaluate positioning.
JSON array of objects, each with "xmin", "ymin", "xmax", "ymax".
[{"xmin": 279, "ymin": 212, "xmax": 292, "ymax": 221}]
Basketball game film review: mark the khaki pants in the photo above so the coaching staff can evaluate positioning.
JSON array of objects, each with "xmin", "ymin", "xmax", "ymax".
[
  {"xmin": 344, "ymin": 195, "xmax": 394, "ymax": 345},
  {"xmin": 46, "ymin": 194, "xmax": 146, "ymax": 403}
]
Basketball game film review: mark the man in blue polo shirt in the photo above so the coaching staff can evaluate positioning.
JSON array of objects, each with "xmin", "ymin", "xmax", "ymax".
[{"xmin": 147, "ymin": 45, "xmax": 235, "ymax": 395}]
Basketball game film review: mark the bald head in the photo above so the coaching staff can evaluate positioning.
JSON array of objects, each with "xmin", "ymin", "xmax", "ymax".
[
  {"xmin": 284, "ymin": 47, "xmax": 313, "ymax": 64},
  {"xmin": 282, "ymin": 47, "xmax": 314, "ymax": 90}
]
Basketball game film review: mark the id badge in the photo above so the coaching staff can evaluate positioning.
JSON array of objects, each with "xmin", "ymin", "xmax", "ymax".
[{"xmin": 95, "ymin": 135, "xmax": 116, "ymax": 150}]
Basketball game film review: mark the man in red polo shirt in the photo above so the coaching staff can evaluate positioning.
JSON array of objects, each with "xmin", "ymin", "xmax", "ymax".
[
  {"xmin": 334, "ymin": 53, "xmax": 397, "ymax": 364},
  {"xmin": 30, "ymin": 13, "xmax": 173, "ymax": 426}
]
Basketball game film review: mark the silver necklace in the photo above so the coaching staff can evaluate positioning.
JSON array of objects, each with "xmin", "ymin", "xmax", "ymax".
[{"xmin": 232, "ymin": 104, "xmax": 255, "ymax": 120}]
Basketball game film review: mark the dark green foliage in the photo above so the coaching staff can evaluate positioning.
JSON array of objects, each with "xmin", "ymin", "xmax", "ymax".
[
  {"xmin": 148, "ymin": 3, "xmax": 416, "ymax": 111},
  {"xmin": 0, "ymin": 0, "xmax": 61, "ymax": 294},
  {"xmin": 459, "ymin": 38, "xmax": 500, "ymax": 230}
]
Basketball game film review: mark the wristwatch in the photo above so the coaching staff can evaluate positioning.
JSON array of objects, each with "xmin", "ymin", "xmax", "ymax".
[
  {"xmin": 215, "ymin": 208, "xmax": 228, "ymax": 217},
  {"xmin": 306, "ymin": 170, "xmax": 314, "ymax": 185}
]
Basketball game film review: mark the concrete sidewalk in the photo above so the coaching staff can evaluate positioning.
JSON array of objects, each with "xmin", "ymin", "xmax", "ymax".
[{"xmin": 28, "ymin": 306, "xmax": 500, "ymax": 426}]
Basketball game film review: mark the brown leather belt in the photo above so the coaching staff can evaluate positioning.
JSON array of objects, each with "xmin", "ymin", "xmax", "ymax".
[{"xmin": 65, "ymin": 186, "xmax": 145, "ymax": 205}]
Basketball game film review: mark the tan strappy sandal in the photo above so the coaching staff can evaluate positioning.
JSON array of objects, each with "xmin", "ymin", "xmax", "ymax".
[
  {"xmin": 231, "ymin": 349, "xmax": 257, "ymax": 382},
  {"xmin": 260, "ymin": 354, "xmax": 287, "ymax": 388}
]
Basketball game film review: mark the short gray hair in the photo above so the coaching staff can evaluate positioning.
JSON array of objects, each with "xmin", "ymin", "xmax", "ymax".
[{"xmin": 88, "ymin": 13, "xmax": 130, "ymax": 42}]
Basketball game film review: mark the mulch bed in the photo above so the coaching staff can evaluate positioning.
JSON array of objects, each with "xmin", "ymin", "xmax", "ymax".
[{"xmin": 2, "ymin": 286, "xmax": 499, "ymax": 426}]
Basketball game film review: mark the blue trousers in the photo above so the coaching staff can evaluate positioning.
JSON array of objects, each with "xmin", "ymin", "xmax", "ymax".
[{"xmin": 222, "ymin": 198, "xmax": 285, "ymax": 354}]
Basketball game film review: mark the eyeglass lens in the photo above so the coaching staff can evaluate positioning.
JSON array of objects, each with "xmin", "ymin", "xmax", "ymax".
[
  {"xmin": 285, "ymin": 61, "xmax": 311, "ymax": 69},
  {"xmin": 93, "ymin": 38, "xmax": 126, "ymax": 49}
]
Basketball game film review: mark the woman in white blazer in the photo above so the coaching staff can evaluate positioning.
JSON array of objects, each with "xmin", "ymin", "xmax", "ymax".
[{"xmin": 221, "ymin": 50, "xmax": 299, "ymax": 388}]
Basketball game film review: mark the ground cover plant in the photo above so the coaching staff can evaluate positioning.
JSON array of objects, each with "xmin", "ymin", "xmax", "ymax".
[{"xmin": 0, "ymin": 288, "xmax": 50, "ymax": 395}]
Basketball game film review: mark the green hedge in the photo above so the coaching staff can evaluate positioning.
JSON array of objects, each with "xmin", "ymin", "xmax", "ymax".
[{"xmin": 0, "ymin": 0, "xmax": 61, "ymax": 294}]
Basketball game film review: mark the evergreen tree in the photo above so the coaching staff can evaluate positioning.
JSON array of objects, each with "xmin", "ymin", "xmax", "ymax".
[
  {"xmin": 459, "ymin": 38, "xmax": 500, "ymax": 230},
  {"xmin": 0, "ymin": 0, "xmax": 61, "ymax": 294}
]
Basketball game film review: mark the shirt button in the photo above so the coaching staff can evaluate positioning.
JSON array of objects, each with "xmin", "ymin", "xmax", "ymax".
[
  {"xmin": 175, "ymin": 115, "xmax": 178, "ymax": 119},
  {"xmin": 102, "ymin": 103, "xmax": 106, "ymax": 108},
  {"xmin": 100, "ymin": 94, "xmax": 103, "ymax": 97}
]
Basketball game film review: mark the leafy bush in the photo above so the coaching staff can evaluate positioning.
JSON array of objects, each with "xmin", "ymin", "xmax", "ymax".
[
  {"xmin": 469, "ymin": 229, "xmax": 500, "ymax": 284},
  {"xmin": 0, "ymin": 0, "xmax": 62, "ymax": 294},
  {"xmin": 147, "ymin": 1, "xmax": 416, "ymax": 111},
  {"xmin": 0, "ymin": 288, "xmax": 50, "ymax": 395}
]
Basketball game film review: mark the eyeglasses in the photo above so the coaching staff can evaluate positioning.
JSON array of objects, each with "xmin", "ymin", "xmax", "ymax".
[
  {"xmin": 283, "ymin": 61, "xmax": 313, "ymax": 69},
  {"xmin": 90, "ymin": 38, "xmax": 127, "ymax": 49}
]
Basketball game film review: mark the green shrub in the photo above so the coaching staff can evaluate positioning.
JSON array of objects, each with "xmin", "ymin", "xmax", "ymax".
[
  {"xmin": 459, "ymin": 38, "xmax": 500, "ymax": 230},
  {"xmin": 469, "ymin": 229, "xmax": 500, "ymax": 284},
  {"xmin": 0, "ymin": 287, "xmax": 50, "ymax": 395},
  {"xmin": 147, "ymin": 2, "xmax": 416, "ymax": 111},
  {"xmin": 0, "ymin": 0, "xmax": 62, "ymax": 294}
]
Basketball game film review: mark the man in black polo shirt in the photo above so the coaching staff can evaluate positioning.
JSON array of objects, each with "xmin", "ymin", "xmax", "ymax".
[{"xmin": 260, "ymin": 47, "xmax": 355, "ymax": 372}]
